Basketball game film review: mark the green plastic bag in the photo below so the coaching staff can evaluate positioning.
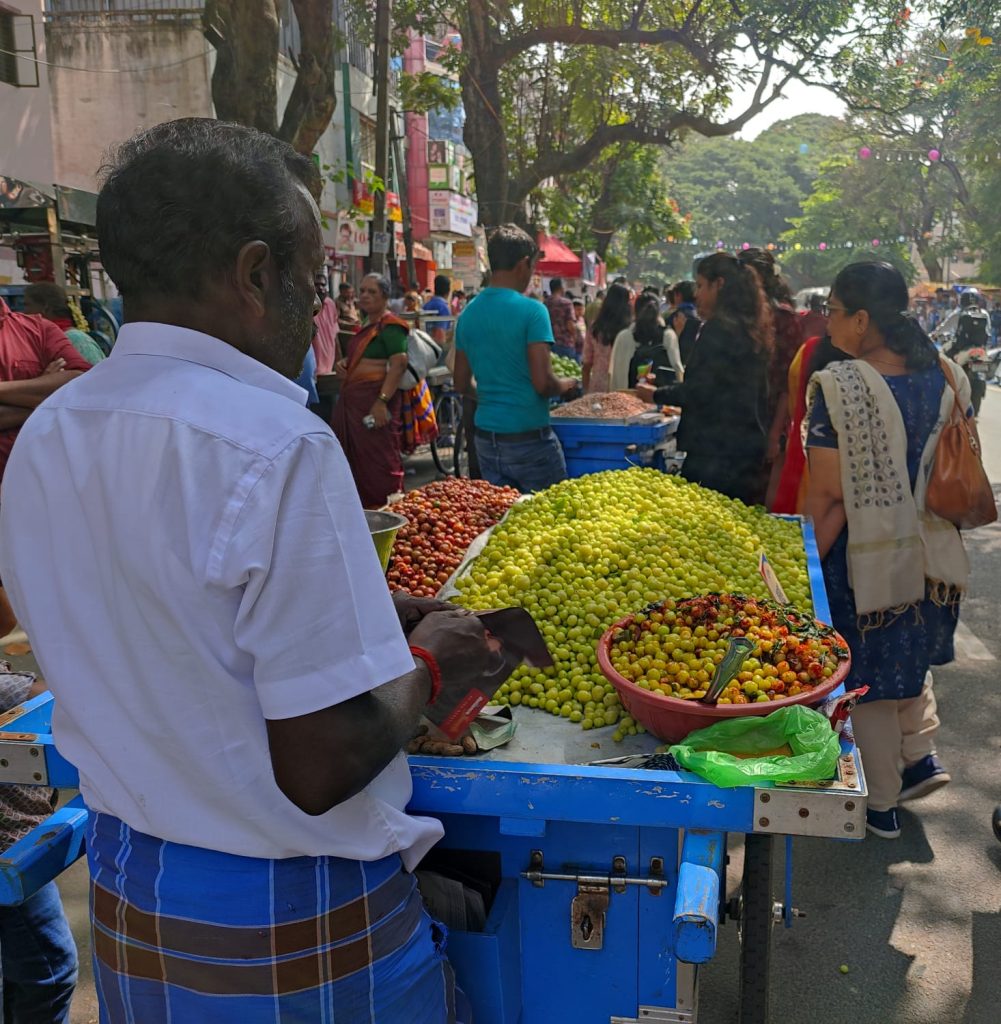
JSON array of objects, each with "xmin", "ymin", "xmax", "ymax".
[{"xmin": 668, "ymin": 705, "xmax": 841, "ymax": 788}]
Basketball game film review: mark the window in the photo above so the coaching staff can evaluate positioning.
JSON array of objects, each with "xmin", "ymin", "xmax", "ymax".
[
  {"xmin": 358, "ymin": 116, "xmax": 377, "ymax": 172},
  {"xmin": 0, "ymin": 11, "xmax": 39, "ymax": 87}
]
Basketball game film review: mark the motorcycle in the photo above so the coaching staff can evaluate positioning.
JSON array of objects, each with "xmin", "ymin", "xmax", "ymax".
[{"xmin": 954, "ymin": 346, "xmax": 1000, "ymax": 416}]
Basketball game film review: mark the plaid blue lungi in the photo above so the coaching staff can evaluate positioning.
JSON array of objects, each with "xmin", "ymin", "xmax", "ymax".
[{"xmin": 86, "ymin": 811, "xmax": 458, "ymax": 1023}]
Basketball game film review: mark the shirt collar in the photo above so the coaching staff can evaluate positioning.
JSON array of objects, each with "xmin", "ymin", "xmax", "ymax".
[{"xmin": 112, "ymin": 322, "xmax": 308, "ymax": 405}]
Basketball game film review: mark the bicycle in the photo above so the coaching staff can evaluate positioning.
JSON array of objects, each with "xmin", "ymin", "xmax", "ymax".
[{"xmin": 428, "ymin": 370, "xmax": 467, "ymax": 477}]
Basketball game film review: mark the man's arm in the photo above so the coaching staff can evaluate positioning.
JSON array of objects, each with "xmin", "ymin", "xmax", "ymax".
[
  {"xmin": 0, "ymin": 372, "xmax": 84, "ymax": 410},
  {"xmin": 267, "ymin": 609, "xmax": 490, "ymax": 813},
  {"xmin": 453, "ymin": 348, "xmax": 475, "ymax": 397},
  {"xmin": 0, "ymin": 406, "xmax": 32, "ymax": 430},
  {"xmin": 226, "ymin": 437, "xmax": 493, "ymax": 816},
  {"xmin": 527, "ymin": 342, "xmax": 576, "ymax": 398}
]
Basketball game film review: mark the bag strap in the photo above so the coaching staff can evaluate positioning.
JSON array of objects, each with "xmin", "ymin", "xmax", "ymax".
[{"xmin": 937, "ymin": 356, "xmax": 982, "ymax": 456}]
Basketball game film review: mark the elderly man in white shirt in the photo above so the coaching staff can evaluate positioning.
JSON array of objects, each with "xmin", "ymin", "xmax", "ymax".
[{"xmin": 0, "ymin": 118, "xmax": 488, "ymax": 1024}]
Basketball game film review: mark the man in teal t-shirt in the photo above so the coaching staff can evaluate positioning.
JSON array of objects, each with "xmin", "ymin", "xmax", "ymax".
[{"xmin": 453, "ymin": 224, "xmax": 578, "ymax": 492}]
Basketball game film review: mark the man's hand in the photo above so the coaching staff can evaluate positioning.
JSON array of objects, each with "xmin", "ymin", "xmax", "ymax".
[
  {"xmin": 333, "ymin": 358, "xmax": 348, "ymax": 378},
  {"xmin": 43, "ymin": 358, "xmax": 67, "ymax": 375},
  {"xmin": 635, "ymin": 382, "xmax": 657, "ymax": 404},
  {"xmin": 408, "ymin": 609, "xmax": 494, "ymax": 704},
  {"xmin": 559, "ymin": 378, "xmax": 581, "ymax": 400},
  {"xmin": 392, "ymin": 591, "xmax": 463, "ymax": 635}
]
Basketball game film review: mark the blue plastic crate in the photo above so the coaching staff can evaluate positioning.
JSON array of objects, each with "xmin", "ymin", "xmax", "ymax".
[
  {"xmin": 564, "ymin": 450, "xmax": 657, "ymax": 477},
  {"xmin": 551, "ymin": 417, "xmax": 675, "ymax": 448},
  {"xmin": 552, "ymin": 417, "xmax": 676, "ymax": 478}
]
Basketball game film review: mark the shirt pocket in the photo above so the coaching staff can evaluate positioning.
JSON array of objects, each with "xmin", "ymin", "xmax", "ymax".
[{"xmin": 9, "ymin": 359, "xmax": 43, "ymax": 381}]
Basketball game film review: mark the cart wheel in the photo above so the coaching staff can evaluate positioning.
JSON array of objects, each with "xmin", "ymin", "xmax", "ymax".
[
  {"xmin": 431, "ymin": 392, "xmax": 463, "ymax": 476},
  {"xmin": 992, "ymin": 805, "xmax": 1001, "ymax": 843},
  {"xmin": 738, "ymin": 834, "xmax": 774, "ymax": 1024}
]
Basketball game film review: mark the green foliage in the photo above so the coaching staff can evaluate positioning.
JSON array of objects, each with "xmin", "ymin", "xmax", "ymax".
[
  {"xmin": 781, "ymin": 155, "xmax": 918, "ymax": 284},
  {"xmin": 383, "ymin": 0, "xmax": 916, "ymax": 224},
  {"xmin": 541, "ymin": 143, "xmax": 687, "ymax": 264},
  {"xmin": 399, "ymin": 71, "xmax": 461, "ymax": 114},
  {"xmin": 664, "ymin": 116, "xmax": 846, "ymax": 248}
]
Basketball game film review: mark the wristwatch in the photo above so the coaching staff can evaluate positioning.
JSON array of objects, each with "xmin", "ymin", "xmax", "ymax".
[{"xmin": 378, "ymin": 392, "xmax": 391, "ymax": 404}]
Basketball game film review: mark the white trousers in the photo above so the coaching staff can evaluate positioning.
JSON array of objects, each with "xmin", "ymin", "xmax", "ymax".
[{"xmin": 850, "ymin": 672, "xmax": 940, "ymax": 812}]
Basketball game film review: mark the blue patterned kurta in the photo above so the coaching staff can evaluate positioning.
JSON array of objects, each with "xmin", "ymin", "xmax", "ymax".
[{"xmin": 807, "ymin": 366, "xmax": 960, "ymax": 702}]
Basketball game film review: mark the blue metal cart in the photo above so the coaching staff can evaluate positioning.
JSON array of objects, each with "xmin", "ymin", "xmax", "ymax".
[{"xmin": 0, "ymin": 522, "xmax": 866, "ymax": 1024}]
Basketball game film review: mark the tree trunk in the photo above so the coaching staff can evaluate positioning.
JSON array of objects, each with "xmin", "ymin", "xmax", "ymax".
[
  {"xmin": 204, "ymin": 0, "xmax": 280, "ymax": 135},
  {"xmin": 278, "ymin": 0, "xmax": 339, "ymax": 156},
  {"xmin": 589, "ymin": 154, "xmax": 623, "ymax": 261},
  {"xmin": 916, "ymin": 194, "xmax": 944, "ymax": 281},
  {"xmin": 915, "ymin": 240, "xmax": 944, "ymax": 282},
  {"xmin": 459, "ymin": 1, "xmax": 511, "ymax": 228}
]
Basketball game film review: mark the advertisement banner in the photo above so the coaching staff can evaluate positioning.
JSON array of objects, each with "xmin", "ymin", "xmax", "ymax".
[
  {"xmin": 429, "ymin": 190, "xmax": 476, "ymax": 237},
  {"xmin": 335, "ymin": 213, "xmax": 370, "ymax": 257},
  {"xmin": 351, "ymin": 179, "xmax": 401, "ymax": 222}
]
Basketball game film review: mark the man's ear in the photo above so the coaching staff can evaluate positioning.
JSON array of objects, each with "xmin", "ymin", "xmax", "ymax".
[{"xmin": 234, "ymin": 240, "xmax": 272, "ymax": 319}]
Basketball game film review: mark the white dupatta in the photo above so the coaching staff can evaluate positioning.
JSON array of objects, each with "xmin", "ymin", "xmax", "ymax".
[{"xmin": 805, "ymin": 358, "xmax": 969, "ymax": 620}]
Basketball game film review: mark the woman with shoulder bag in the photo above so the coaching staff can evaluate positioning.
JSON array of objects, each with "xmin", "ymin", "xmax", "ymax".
[
  {"xmin": 331, "ymin": 273, "xmax": 410, "ymax": 507},
  {"xmin": 804, "ymin": 261, "xmax": 983, "ymax": 840},
  {"xmin": 609, "ymin": 292, "xmax": 685, "ymax": 391}
]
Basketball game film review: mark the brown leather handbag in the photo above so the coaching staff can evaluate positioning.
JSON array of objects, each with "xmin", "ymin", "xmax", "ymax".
[{"xmin": 925, "ymin": 359, "xmax": 997, "ymax": 529}]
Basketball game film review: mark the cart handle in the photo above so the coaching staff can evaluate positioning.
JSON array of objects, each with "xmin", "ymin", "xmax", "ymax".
[{"xmin": 673, "ymin": 829, "xmax": 724, "ymax": 964}]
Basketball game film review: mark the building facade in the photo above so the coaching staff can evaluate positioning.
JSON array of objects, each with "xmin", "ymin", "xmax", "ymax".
[{"xmin": 0, "ymin": 0, "xmax": 478, "ymax": 291}]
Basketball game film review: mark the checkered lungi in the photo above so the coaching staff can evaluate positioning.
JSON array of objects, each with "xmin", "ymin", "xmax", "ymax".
[{"xmin": 86, "ymin": 811, "xmax": 458, "ymax": 1023}]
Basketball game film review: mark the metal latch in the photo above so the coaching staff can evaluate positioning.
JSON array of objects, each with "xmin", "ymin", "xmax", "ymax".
[
  {"xmin": 523, "ymin": 852, "xmax": 670, "ymax": 951},
  {"xmin": 572, "ymin": 883, "xmax": 610, "ymax": 949}
]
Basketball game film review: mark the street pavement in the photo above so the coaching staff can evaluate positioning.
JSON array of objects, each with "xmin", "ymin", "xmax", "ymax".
[
  {"xmin": 60, "ymin": 389, "xmax": 1001, "ymax": 1023},
  {"xmin": 702, "ymin": 384, "xmax": 1001, "ymax": 1024}
]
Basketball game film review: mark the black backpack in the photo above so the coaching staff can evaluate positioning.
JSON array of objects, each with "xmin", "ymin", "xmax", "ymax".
[
  {"xmin": 628, "ymin": 332, "xmax": 677, "ymax": 388},
  {"xmin": 955, "ymin": 308, "xmax": 989, "ymax": 351}
]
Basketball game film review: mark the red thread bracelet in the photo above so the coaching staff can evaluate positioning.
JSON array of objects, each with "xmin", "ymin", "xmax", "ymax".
[{"xmin": 409, "ymin": 646, "xmax": 442, "ymax": 705}]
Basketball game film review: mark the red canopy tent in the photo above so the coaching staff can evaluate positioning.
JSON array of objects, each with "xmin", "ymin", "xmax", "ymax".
[{"xmin": 536, "ymin": 232, "xmax": 582, "ymax": 278}]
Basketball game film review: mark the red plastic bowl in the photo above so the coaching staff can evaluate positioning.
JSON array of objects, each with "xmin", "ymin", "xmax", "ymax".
[{"xmin": 596, "ymin": 611, "xmax": 852, "ymax": 744}]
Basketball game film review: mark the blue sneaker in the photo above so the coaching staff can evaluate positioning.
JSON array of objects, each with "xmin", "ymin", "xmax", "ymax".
[
  {"xmin": 899, "ymin": 755, "xmax": 951, "ymax": 803},
  {"xmin": 866, "ymin": 807, "xmax": 901, "ymax": 839}
]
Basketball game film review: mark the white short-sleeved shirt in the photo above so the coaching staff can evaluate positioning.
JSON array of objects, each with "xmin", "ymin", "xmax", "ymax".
[{"xmin": 0, "ymin": 323, "xmax": 443, "ymax": 868}]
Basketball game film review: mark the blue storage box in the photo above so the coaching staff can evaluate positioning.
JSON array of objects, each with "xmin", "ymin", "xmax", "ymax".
[
  {"xmin": 551, "ymin": 417, "xmax": 677, "ymax": 478},
  {"xmin": 447, "ymin": 879, "xmax": 522, "ymax": 1024}
]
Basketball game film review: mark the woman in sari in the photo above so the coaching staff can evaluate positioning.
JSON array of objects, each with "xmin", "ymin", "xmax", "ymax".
[
  {"xmin": 331, "ymin": 273, "xmax": 410, "ymax": 507},
  {"xmin": 771, "ymin": 335, "xmax": 847, "ymax": 513}
]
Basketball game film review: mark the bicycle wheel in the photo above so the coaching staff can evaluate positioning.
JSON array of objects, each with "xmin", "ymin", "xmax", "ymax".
[
  {"xmin": 453, "ymin": 414, "xmax": 468, "ymax": 478},
  {"xmin": 738, "ymin": 833, "xmax": 774, "ymax": 1024},
  {"xmin": 431, "ymin": 392, "xmax": 463, "ymax": 476}
]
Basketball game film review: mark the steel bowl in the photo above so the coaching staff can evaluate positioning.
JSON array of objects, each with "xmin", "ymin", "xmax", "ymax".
[{"xmin": 365, "ymin": 510, "xmax": 408, "ymax": 573}]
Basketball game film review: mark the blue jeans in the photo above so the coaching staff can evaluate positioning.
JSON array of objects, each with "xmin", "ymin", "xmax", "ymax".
[
  {"xmin": 0, "ymin": 881, "xmax": 77, "ymax": 1023},
  {"xmin": 474, "ymin": 428, "xmax": 567, "ymax": 492}
]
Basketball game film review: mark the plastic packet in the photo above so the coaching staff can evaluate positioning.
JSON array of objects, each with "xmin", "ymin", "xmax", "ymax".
[
  {"xmin": 667, "ymin": 705, "xmax": 842, "ymax": 787},
  {"xmin": 424, "ymin": 608, "xmax": 552, "ymax": 741}
]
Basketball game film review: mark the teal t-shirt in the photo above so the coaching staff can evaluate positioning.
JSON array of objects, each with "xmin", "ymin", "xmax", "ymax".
[{"xmin": 455, "ymin": 288, "xmax": 554, "ymax": 433}]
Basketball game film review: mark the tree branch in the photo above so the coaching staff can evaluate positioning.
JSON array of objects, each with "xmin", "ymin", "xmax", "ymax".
[
  {"xmin": 510, "ymin": 64, "xmax": 790, "ymax": 200},
  {"xmin": 495, "ymin": 24, "xmax": 716, "ymax": 75}
]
